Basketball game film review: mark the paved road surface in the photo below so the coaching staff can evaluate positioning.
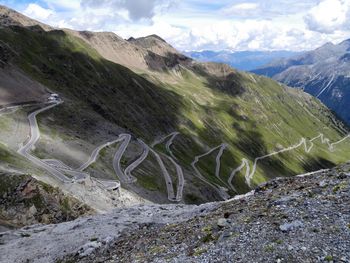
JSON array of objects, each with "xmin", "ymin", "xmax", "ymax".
[
  {"xmin": 14, "ymin": 98, "xmax": 350, "ymax": 200},
  {"xmin": 191, "ymin": 144, "xmax": 230, "ymax": 200},
  {"xmin": 229, "ymin": 133, "xmax": 350, "ymax": 188},
  {"xmin": 165, "ymin": 132, "xmax": 180, "ymax": 160},
  {"xmin": 112, "ymin": 134, "xmax": 135, "ymax": 183},
  {"xmin": 78, "ymin": 139, "xmax": 123, "ymax": 171},
  {"xmin": 17, "ymin": 100, "xmax": 120, "ymax": 190},
  {"xmin": 152, "ymin": 132, "xmax": 184, "ymax": 202},
  {"xmin": 124, "ymin": 139, "xmax": 149, "ymax": 181},
  {"xmin": 17, "ymin": 101, "xmax": 71, "ymax": 183}
]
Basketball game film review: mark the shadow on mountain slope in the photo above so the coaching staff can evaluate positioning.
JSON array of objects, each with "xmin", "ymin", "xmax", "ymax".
[
  {"xmin": 234, "ymin": 129, "xmax": 268, "ymax": 159},
  {"xmin": 144, "ymin": 51, "xmax": 192, "ymax": 72},
  {"xmin": 258, "ymin": 154, "xmax": 295, "ymax": 180},
  {"xmin": 191, "ymin": 62, "xmax": 247, "ymax": 97},
  {"xmin": 0, "ymin": 25, "xmax": 185, "ymax": 140},
  {"xmin": 302, "ymin": 157, "xmax": 336, "ymax": 172}
]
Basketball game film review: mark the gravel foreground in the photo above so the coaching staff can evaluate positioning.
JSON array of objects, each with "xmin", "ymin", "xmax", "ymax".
[{"xmin": 1, "ymin": 164, "xmax": 350, "ymax": 263}]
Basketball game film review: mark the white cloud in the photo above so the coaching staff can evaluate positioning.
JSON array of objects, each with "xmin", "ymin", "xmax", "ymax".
[
  {"xmin": 227, "ymin": 3, "xmax": 259, "ymax": 11},
  {"xmin": 44, "ymin": 0, "xmax": 81, "ymax": 11},
  {"xmin": 304, "ymin": 0, "xmax": 350, "ymax": 33},
  {"xmin": 11, "ymin": 0, "xmax": 350, "ymax": 51},
  {"xmin": 232, "ymin": 3, "xmax": 259, "ymax": 10},
  {"xmin": 81, "ymin": 0, "xmax": 174, "ymax": 21},
  {"xmin": 222, "ymin": 2, "xmax": 259, "ymax": 16},
  {"xmin": 23, "ymin": 3, "xmax": 54, "ymax": 20}
]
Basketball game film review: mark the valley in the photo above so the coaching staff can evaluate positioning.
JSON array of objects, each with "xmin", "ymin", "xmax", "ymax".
[
  {"xmin": 6, "ymin": 92, "xmax": 349, "ymax": 207},
  {"xmin": 0, "ymin": 3, "xmax": 350, "ymax": 263},
  {"xmin": 0, "ymin": 5, "xmax": 349, "ymax": 206}
]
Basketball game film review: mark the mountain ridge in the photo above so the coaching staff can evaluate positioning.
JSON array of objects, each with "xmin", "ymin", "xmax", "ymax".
[
  {"xmin": 186, "ymin": 50, "xmax": 302, "ymax": 71},
  {"xmin": 252, "ymin": 39, "xmax": 350, "ymax": 125}
]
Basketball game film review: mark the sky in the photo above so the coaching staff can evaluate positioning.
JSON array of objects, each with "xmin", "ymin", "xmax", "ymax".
[{"xmin": 1, "ymin": 0, "xmax": 350, "ymax": 51}]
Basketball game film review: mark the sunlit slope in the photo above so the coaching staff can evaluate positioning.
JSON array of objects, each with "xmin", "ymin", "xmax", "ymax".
[
  {"xmin": 0, "ymin": 23, "xmax": 349, "ymax": 203},
  {"xmin": 150, "ymin": 66, "xmax": 349, "ymax": 192}
]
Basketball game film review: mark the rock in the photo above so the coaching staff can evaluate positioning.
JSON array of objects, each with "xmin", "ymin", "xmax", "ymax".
[
  {"xmin": 217, "ymin": 218, "xmax": 228, "ymax": 228},
  {"xmin": 319, "ymin": 180, "xmax": 327, "ymax": 187},
  {"xmin": 218, "ymin": 231, "xmax": 231, "ymax": 242},
  {"xmin": 0, "ymin": 173, "xmax": 92, "ymax": 227},
  {"xmin": 3, "ymin": 165, "xmax": 350, "ymax": 263},
  {"xmin": 41, "ymin": 214, "xmax": 51, "ymax": 224},
  {"xmin": 279, "ymin": 220, "xmax": 304, "ymax": 232},
  {"xmin": 78, "ymin": 241, "xmax": 102, "ymax": 258},
  {"xmin": 28, "ymin": 205, "xmax": 37, "ymax": 217}
]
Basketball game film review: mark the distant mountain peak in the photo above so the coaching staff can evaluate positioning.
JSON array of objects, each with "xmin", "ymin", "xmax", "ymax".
[
  {"xmin": 317, "ymin": 41, "xmax": 335, "ymax": 51},
  {"xmin": 128, "ymin": 34, "xmax": 181, "ymax": 57},
  {"xmin": 252, "ymin": 38, "xmax": 350, "ymax": 125},
  {"xmin": 127, "ymin": 34, "xmax": 167, "ymax": 44},
  {"xmin": 144, "ymin": 34, "xmax": 167, "ymax": 43},
  {"xmin": 128, "ymin": 34, "xmax": 170, "ymax": 47},
  {"xmin": 321, "ymin": 41, "xmax": 334, "ymax": 47},
  {"xmin": 127, "ymin": 37, "xmax": 136, "ymax": 42}
]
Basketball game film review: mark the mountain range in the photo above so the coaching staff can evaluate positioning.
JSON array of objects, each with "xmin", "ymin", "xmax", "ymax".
[
  {"xmin": 0, "ymin": 4, "xmax": 350, "ymax": 262},
  {"xmin": 185, "ymin": 50, "xmax": 301, "ymax": 71},
  {"xmin": 252, "ymin": 39, "xmax": 350, "ymax": 125},
  {"xmin": 0, "ymin": 5, "xmax": 349, "ymax": 209}
]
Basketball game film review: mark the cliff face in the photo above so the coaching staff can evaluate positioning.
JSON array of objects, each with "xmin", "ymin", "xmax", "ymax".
[{"xmin": 1, "ymin": 164, "xmax": 349, "ymax": 262}]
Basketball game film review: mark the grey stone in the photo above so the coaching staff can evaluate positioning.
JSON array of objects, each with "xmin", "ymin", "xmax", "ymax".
[
  {"xmin": 319, "ymin": 180, "xmax": 327, "ymax": 187},
  {"xmin": 279, "ymin": 220, "xmax": 304, "ymax": 232},
  {"xmin": 217, "ymin": 218, "xmax": 228, "ymax": 228}
]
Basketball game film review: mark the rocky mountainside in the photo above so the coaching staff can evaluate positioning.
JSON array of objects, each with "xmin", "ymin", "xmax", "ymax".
[
  {"xmin": 185, "ymin": 50, "xmax": 301, "ymax": 71},
  {"xmin": 1, "ymin": 164, "xmax": 349, "ymax": 262},
  {"xmin": 0, "ymin": 171, "xmax": 93, "ymax": 230},
  {"xmin": 0, "ymin": 5, "xmax": 349, "ymax": 206},
  {"xmin": 128, "ymin": 34, "xmax": 181, "ymax": 57},
  {"xmin": 252, "ymin": 40, "xmax": 350, "ymax": 125},
  {"xmin": 64, "ymin": 30, "xmax": 191, "ymax": 73}
]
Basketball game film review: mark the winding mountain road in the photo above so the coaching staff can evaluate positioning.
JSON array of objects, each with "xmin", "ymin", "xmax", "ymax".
[
  {"xmin": 165, "ymin": 132, "xmax": 179, "ymax": 160},
  {"xmin": 112, "ymin": 134, "xmax": 136, "ymax": 183},
  {"xmin": 151, "ymin": 132, "xmax": 179, "ymax": 147},
  {"xmin": 124, "ymin": 139, "xmax": 149, "ymax": 180},
  {"xmin": 17, "ymin": 101, "xmax": 72, "ymax": 183},
  {"xmin": 17, "ymin": 100, "xmax": 120, "ymax": 190},
  {"xmin": 190, "ymin": 132, "xmax": 349, "ymax": 198},
  {"xmin": 78, "ymin": 139, "xmax": 123, "ymax": 171},
  {"xmin": 215, "ymin": 143, "xmax": 228, "ymax": 180},
  {"xmin": 191, "ymin": 144, "xmax": 231, "ymax": 200},
  {"xmin": 74, "ymin": 131, "xmax": 184, "ymax": 201},
  {"xmin": 18, "ymin": 102, "xmax": 62, "ymax": 154},
  {"xmin": 13, "ymin": 96, "xmax": 350, "ymax": 202},
  {"xmin": 0, "ymin": 102, "xmax": 42, "ymax": 117},
  {"xmin": 148, "ymin": 146, "xmax": 177, "ymax": 201},
  {"xmin": 227, "ymin": 160, "xmax": 247, "ymax": 193},
  {"xmin": 152, "ymin": 132, "xmax": 184, "ymax": 202},
  {"xmin": 166, "ymin": 155, "xmax": 184, "ymax": 201},
  {"xmin": 228, "ymin": 133, "xmax": 350, "ymax": 188}
]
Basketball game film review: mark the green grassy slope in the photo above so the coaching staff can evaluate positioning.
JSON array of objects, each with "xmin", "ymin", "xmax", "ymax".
[{"xmin": 0, "ymin": 24, "xmax": 349, "ymax": 203}]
